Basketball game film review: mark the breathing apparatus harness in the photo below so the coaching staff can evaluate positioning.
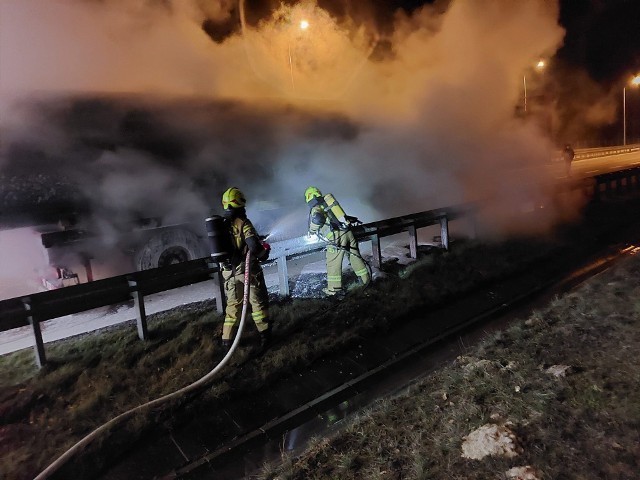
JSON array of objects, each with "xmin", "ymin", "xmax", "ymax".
[{"xmin": 35, "ymin": 243, "xmax": 253, "ymax": 480}]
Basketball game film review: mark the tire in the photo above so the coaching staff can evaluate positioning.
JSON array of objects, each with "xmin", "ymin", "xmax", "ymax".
[{"xmin": 134, "ymin": 228, "xmax": 208, "ymax": 271}]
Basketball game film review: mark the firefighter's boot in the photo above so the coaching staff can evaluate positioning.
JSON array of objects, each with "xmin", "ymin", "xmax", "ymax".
[
  {"xmin": 322, "ymin": 287, "xmax": 346, "ymax": 299},
  {"xmin": 258, "ymin": 328, "xmax": 272, "ymax": 354},
  {"xmin": 221, "ymin": 338, "xmax": 232, "ymax": 352}
]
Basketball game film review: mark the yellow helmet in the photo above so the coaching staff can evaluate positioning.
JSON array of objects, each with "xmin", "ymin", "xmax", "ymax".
[
  {"xmin": 222, "ymin": 187, "xmax": 246, "ymax": 209},
  {"xmin": 304, "ymin": 186, "xmax": 322, "ymax": 203}
]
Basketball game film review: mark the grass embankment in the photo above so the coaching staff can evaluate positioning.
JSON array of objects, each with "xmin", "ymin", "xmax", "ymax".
[
  {"xmin": 0, "ymin": 198, "xmax": 638, "ymax": 479},
  {"xmin": 0, "ymin": 237, "xmax": 564, "ymax": 479},
  {"xmin": 260, "ymin": 253, "xmax": 640, "ymax": 480}
]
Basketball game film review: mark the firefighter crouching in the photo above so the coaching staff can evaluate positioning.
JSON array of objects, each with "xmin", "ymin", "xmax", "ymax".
[
  {"xmin": 305, "ymin": 186, "xmax": 370, "ymax": 297},
  {"xmin": 219, "ymin": 187, "xmax": 272, "ymax": 352}
]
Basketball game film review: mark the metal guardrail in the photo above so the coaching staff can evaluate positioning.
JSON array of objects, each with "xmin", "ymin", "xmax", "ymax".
[
  {"xmin": 0, "ymin": 204, "xmax": 474, "ymax": 367},
  {"xmin": 573, "ymin": 144, "xmax": 640, "ymax": 160},
  {"xmin": 549, "ymin": 144, "xmax": 640, "ymax": 163},
  {"xmin": 593, "ymin": 166, "xmax": 640, "ymax": 200},
  {"xmin": 2, "ymin": 148, "xmax": 637, "ymax": 368},
  {"xmin": 264, "ymin": 203, "xmax": 474, "ymax": 297},
  {"xmin": 0, "ymin": 259, "xmax": 224, "ymax": 367}
]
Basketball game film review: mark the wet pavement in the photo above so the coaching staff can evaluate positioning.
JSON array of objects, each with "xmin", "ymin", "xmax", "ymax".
[{"xmin": 94, "ymin": 241, "xmax": 632, "ymax": 480}]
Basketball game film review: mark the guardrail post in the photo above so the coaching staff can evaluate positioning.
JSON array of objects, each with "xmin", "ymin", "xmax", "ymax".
[
  {"xmin": 277, "ymin": 256, "xmax": 290, "ymax": 297},
  {"xmin": 593, "ymin": 180, "xmax": 601, "ymax": 202},
  {"xmin": 81, "ymin": 253, "xmax": 94, "ymax": 282},
  {"xmin": 606, "ymin": 179, "xmax": 613, "ymax": 198},
  {"xmin": 128, "ymin": 280, "xmax": 148, "ymax": 340},
  {"xmin": 407, "ymin": 225, "xmax": 418, "ymax": 259},
  {"xmin": 439, "ymin": 216, "xmax": 450, "ymax": 250},
  {"xmin": 207, "ymin": 261, "xmax": 226, "ymax": 313},
  {"xmin": 22, "ymin": 297, "xmax": 46, "ymax": 368},
  {"xmin": 370, "ymin": 234, "xmax": 382, "ymax": 269}
]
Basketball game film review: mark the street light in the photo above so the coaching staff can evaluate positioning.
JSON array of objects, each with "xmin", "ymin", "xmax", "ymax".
[
  {"xmin": 523, "ymin": 59, "xmax": 546, "ymax": 113},
  {"xmin": 623, "ymin": 74, "xmax": 640, "ymax": 145},
  {"xmin": 288, "ymin": 19, "xmax": 310, "ymax": 91}
]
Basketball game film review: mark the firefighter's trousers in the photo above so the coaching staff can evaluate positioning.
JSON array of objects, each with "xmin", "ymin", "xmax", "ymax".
[
  {"xmin": 221, "ymin": 265, "xmax": 269, "ymax": 341},
  {"xmin": 326, "ymin": 229, "xmax": 370, "ymax": 292}
]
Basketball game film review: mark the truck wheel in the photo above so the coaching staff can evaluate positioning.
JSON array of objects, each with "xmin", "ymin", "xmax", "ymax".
[{"xmin": 134, "ymin": 229, "xmax": 207, "ymax": 271}]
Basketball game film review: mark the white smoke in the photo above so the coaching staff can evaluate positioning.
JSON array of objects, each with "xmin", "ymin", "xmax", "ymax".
[
  {"xmin": 0, "ymin": 0, "xmax": 228, "ymax": 99},
  {"xmin": 0, "ymin": 0, "xmax": 599, "ymax": 287}
]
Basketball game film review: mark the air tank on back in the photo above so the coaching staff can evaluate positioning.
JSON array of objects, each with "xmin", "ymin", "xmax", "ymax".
[
  {"xmin": 323, "ymin": 193, "xmax": 348, "ymax": 227},
  {"xmin": 205, "ymin": 215, "xmax": 233, "ymax": 261}
]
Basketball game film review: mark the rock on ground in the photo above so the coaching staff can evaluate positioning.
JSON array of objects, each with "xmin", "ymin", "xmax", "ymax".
[{"xmin": 461, "ymin": 423, "xmax": 521, "ymax": 460}]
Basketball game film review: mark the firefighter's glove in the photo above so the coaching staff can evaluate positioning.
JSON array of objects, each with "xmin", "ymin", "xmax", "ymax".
[
  {"xmin": 345, "ymin": 215, "xmax": 362, "ymax": 226},
  {"xmin": 260, "ymin": 241, "xmax": 271, "ymax": 261}
]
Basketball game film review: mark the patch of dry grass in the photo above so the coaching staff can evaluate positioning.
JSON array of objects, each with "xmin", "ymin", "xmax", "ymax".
[
  {"xmin": 0, "ymin": 201, "xmax": 638, "ymax": 480},
  {"xmin": 260, "ymin": 254, "xmax": 640, "ymax": 480}
]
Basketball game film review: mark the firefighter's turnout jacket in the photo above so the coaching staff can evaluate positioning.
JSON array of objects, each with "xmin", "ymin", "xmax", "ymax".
[
  {"xmin": 308, "ymin": 199, "xmax": 370, "ymax": 294},
  {"xmin": 221, "ymin": 209, "xmax": 270, "ymax": 342}
]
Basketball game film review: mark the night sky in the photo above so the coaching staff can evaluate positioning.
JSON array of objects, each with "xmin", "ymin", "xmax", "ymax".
[
  {"xmin": 368, "ymin": 0, "xmax": 640, "ymax": 84},
  {"xmin": 471, "ymin": 0, "xmax": 636, "ymax": 84},
  {"xmin": 557, "ymin": 0, "xmax": 640, "ymax": 84},
  {"xmin": 207, "ymin": 0, "xmax": 640, "ymax": 86}
]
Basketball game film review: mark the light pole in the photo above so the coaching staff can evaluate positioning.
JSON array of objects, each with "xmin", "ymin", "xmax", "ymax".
[
  {"xmin": 623, "ymin": 74, "xmax": 640, "ymax": 145},
  {"xmin": 523, "ymin": 59, "xmax": 546, "ymax": 114},
  {"xmin": 523, "ymin": 75, "xmax": 527, "ymax": 113},
  {"xmin": 288, "ymin": 19, "xmax": 309, "ymax": 91}
]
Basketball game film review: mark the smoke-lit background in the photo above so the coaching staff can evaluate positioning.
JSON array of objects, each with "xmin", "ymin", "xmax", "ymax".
[{"xmin": 0, "ymin": 0, "xmax": 633, "ymax": 297}]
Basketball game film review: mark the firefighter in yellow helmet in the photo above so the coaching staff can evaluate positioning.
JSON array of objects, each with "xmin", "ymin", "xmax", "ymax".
[
  {"xmin": 305, "ymin": 186, "xmax": 370, "ymax": 297},
  {"xmin": 220, "ymin": 187, "xmax": 272, "ymax": 352}
]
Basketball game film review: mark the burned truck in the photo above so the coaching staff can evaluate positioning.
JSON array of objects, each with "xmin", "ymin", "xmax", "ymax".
[
  {"xmin": 0, "ymin": 171, "xmax": 211, "ymax": 290},
  {"xmin": 0, "ymin": 96, "xmax": 305, "ymax": 291}
]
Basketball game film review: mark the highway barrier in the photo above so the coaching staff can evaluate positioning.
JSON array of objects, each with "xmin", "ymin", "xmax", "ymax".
[
  {"xmin": 0, "ymin": 203, "xmax": 475, "ymax": 368},
  {"xmin": 3, "ymin": 156, "xmax": 640, "ymax": 368}
]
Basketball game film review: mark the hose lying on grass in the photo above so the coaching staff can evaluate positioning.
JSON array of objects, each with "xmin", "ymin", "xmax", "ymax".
[{"xmin": 34, "ymin": 251, "xmax": 253, "ymax": 480}]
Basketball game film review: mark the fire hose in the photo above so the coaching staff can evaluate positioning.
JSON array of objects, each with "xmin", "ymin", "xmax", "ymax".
[{"xmin": 34, "ymin": 251, "xmax": 253, "ymax": 480}]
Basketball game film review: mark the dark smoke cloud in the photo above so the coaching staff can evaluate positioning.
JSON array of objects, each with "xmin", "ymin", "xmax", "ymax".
[{"xmin": 1, "ymin": 95, "xmax": 361, "ymax": 232}]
